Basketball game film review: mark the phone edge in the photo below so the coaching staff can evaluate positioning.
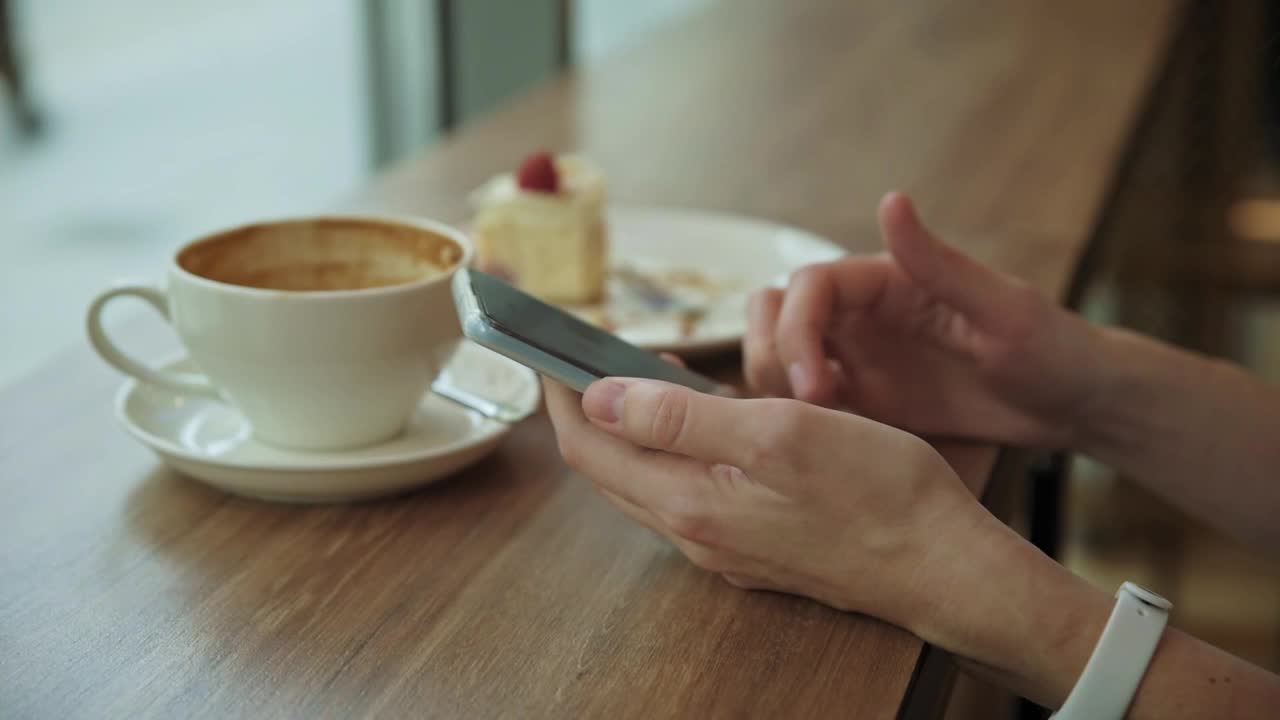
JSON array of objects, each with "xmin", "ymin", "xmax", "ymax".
[{"xmin": 452, "ymin": 269, "xmax": 601, "ymax": 393}]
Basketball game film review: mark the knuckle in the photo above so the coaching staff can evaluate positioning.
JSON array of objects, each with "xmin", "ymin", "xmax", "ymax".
[
  {"xmin": 743, "ymin": 357, "xmax": 779, "ymax": 395},
  {"xmin": 645, "ymin": 387, "xmax": 692, "ymax": 450},
  {"xmin": 896, "ymin": 434, "xmax": 950, "ymax": 496},
  {"xmin": 741, "ymin": 400, "xmax": 807, "ymax": 468},
  {"xmin": 743, "ymin": 333, "xmax": 777, "ymax": 376},
  {"xmin": 682, "ymin": 543, "xmax": 727, "ymax": 574},
  {"xmin": 659, "ymin": 494, "xmax": 717, "ymax": 546},
  {"xmin": 788, "ymin": 263, "xmax": 827, "ymax": 288},
  {"xmin": 791, "ymin": 378, "xmax": 827, "ymax": 406}
]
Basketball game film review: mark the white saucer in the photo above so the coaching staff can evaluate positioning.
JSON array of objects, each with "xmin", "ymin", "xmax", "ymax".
[
  {"xmin": 114, "ymin": 341, "xmax": 540, "ymax": 502},
  {"xmin": 562, "ymin": 206, "xmax": 847, "ymax": 356}
]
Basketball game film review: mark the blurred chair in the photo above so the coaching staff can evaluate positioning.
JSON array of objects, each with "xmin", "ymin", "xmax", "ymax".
[{"xmin": 0, "ymin": 0, "xmax": 41, "ymax": 137}]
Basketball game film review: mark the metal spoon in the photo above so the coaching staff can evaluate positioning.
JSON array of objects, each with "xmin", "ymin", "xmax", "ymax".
[{"xmin": 431, "ymin": 375, "xmax": 534, "ymax": 423}]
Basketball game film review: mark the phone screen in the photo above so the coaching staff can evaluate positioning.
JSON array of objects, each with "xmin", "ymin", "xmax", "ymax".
[{"xmin": 467, "ymin": 269, "xmax": 720, "ymax": 392}]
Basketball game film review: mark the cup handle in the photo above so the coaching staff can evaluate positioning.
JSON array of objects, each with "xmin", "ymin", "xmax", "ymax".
[{"xmin": 86, "ymin": 283, "xmax": 217, "ymax": 395}]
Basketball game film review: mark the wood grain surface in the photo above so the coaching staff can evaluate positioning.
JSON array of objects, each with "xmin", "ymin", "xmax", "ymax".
[{"xmin": 1, "ymin": 0, "xmax": 1180, "ymax": 717}]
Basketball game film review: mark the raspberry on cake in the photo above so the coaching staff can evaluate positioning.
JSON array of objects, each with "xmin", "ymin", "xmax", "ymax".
[
  {"xmin": 515, "ymin": 151, "xmax": 559, "ymax": 193},
  {"xmin": 469, "ymin": 153, "xmax": 608, "ymax": 305}
]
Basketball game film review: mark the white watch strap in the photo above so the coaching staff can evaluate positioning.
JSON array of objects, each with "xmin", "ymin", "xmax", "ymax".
[{"xmin": 1051, "ymin": 582, "xmax": 1171, "ymax": 720}]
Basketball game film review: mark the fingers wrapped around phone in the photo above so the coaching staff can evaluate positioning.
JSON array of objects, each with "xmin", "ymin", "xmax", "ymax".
[
  {"xmin": 543, "ymin": 377, "xmax": 726, "ymax": 549},
  {"xmin": 543, "ymin": 376, "xmax": 797, "ymax": 572}
]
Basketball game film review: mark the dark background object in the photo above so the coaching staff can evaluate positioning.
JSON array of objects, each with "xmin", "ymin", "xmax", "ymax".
[{"xmin": 0, "ymin": 0, "xmax": 41, "ymax": 136}]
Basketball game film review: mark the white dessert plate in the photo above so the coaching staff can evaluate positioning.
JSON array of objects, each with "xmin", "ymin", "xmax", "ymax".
[
  {"xmin": 114, "ymin": 341, "xmax": 540, "ymax": 503},
  {"xmin": 564, "ymin": 206, "xmax": 847, "ymax": 356}
]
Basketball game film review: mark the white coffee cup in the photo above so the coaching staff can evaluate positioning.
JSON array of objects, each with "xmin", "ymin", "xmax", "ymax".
[{"xmin": 87, "ymin": 215, "xmax": 472, "ymax": 450}]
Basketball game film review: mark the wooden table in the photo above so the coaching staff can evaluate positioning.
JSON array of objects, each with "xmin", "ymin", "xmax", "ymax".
[{"xmin": 1, "ymin": 1, "xmax": 1182, "ymax": 717}]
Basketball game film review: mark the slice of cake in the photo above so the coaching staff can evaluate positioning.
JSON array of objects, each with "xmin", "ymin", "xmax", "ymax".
[{"xmin": 469, "ymin": 152, "xmax": 608, "ymax": 304}]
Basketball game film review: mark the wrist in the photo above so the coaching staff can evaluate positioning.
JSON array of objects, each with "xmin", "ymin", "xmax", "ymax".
[
  {"xmin": 1021, "ymin": 309, "xmax": 1126, "ymax": 451},
  {"xmin": 1070, "ymin": 326, "xmax": 1220, "ymax": 464},
  {"xmin": 906, "ymin": 511, "xmax": 1113, "ymax": 707},
  {"xmin": 1058, "ymin": 321, "xmax": 1132, "ymax": 452}
]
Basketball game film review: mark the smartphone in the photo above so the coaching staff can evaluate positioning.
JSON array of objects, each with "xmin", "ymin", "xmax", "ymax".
[{"xmin": 451, "ymin": 268, "xmax": 721, "ymax": 394}]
